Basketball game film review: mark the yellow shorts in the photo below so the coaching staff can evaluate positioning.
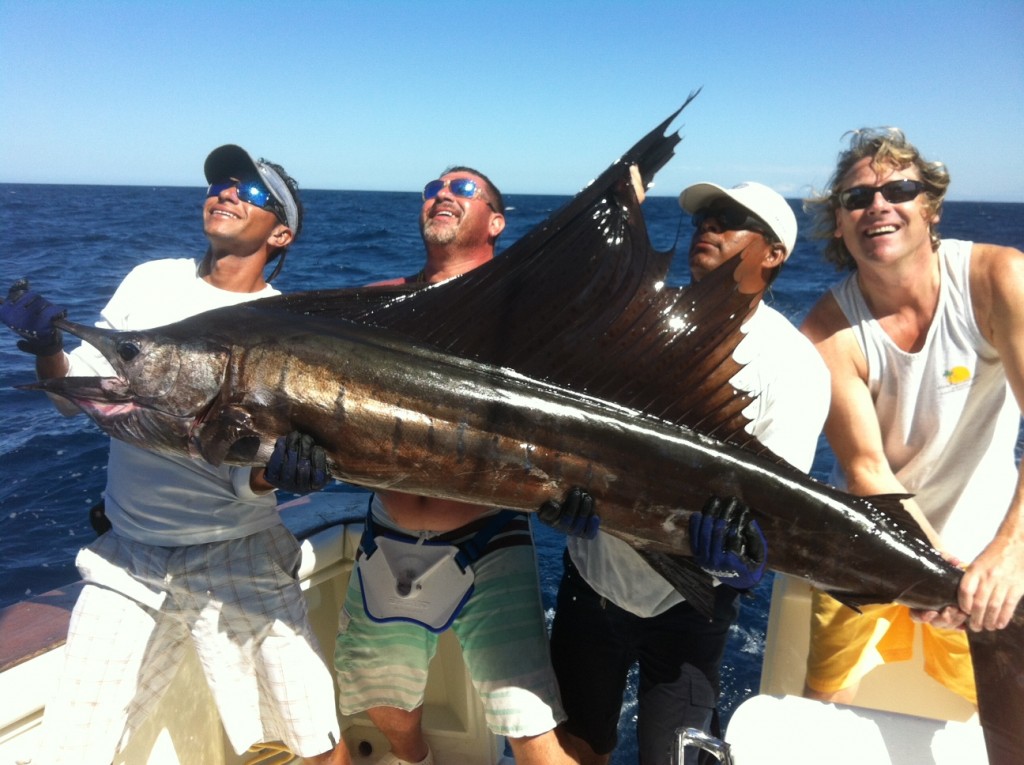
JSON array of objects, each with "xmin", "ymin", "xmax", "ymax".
[{"xmin": 805, "ymin": 589, "xmax": 976, "ymax": 705}]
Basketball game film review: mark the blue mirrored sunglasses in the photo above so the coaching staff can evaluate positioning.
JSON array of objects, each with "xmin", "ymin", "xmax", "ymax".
[
  {"xmin": 207, "ymin": 179, "xmax": 277, "ymax": 211},
  {"xmin": 422, "ymin": 177, "xmax": 486, "ymax": 202},
  {"xmin": 837, "ymin": 179, "xmax": 925, "ymax": 211}
]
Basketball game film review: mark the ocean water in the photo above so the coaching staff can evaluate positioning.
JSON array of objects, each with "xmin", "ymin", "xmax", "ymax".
[{"xmin": 1, "ymin": 183, "xmax": 1022, "ymax": 761}]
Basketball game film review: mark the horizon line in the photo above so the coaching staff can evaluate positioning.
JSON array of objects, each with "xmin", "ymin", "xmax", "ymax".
[{"xmin": 0, "ymin": 180, "xmax": 1021, "ymax": 205}]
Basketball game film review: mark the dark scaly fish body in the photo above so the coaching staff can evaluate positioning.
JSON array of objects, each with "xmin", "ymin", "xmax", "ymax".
[
  {"xmin": 24, "ymin": 99, "xmax": 1023, "ymax": 763},
  {"xmin": 45, "ymin": 298, "xmax": 949, "ymax": 598}
]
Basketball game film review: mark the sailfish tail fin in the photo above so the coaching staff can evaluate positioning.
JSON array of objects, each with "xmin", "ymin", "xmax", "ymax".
[{"xmin": 969, "ymin": 617, "xmax": 1024, "ymax": 764}]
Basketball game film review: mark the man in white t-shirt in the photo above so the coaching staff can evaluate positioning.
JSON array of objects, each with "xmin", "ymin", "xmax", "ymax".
[
  {"xmin": 547, "ymin": 182, "xmax": 830, "ymax": 765},
  {"xmin": 0, "ymin": 146, "xmax": 350, "ymax": 764}
]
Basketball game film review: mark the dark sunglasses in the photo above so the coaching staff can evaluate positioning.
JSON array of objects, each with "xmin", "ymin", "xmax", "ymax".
[
  {"xmin": 207, "ymin": 179, "xmax": 282, "ymax": 216},
  {"xmin": 691, "ymin": 205, "xmax": 771, "ymax": 236},
  {"xmin": 836, "ymin": 179, "xmax": 926, "ymax": 211},
  {"xmin": 423, "ymin": 177, "xmax": 487, "ymax": 203}
]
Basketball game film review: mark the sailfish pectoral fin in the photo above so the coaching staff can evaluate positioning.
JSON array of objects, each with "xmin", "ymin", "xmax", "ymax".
[
  {"xmin": 636, "ymin": 549, "xmax": 717, "ymax": 619},
  {"xmin": 189, "ymin": 405, "xmax": 264, "ymax": 466}
]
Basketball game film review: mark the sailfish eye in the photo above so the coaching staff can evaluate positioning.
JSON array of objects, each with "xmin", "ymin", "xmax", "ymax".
[{"xmin": 117, "ymin": 341, "xmax": 141, "ymax": 362}]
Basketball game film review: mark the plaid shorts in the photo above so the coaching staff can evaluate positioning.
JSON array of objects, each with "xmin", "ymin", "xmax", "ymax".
[{"xmin": 35, "ymin": 525, "xmax": 340, "ymax": 763}]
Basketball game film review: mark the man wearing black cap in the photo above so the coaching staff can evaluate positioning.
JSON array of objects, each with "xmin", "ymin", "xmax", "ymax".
[
  {"xmin": 547, "ymin": 182, "xmax": 830, "ymax": 765},
  {"xmin": 0, "ymin": 147, "xmax": 350, "ymax": 764}
]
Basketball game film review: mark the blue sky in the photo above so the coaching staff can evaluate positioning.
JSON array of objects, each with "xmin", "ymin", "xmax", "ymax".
[{"xmin": 2, "ymin": 1, "xmax": 1022, "ymax": 201}]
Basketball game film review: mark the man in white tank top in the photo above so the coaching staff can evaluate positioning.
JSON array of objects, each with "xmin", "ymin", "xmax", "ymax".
[{"xmin": 800, "ymin": 128, "xmax": 1024, "ymax": 705}]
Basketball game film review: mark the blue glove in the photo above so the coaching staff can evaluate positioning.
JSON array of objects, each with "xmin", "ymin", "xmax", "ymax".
[
  {"xmin": 689, "ymin": 496, "xmax": 767, "ymax": 590},
  {"xmin": 0, "ymin": 279, "xmax": 67, "ymax": 356},
  {"xmin": 537, "ymin": 487, "xmax": 600, "ymax": 539},
  {"xmin": 264, "ymin": 431, "xmax": 330, "ymax": 494}
]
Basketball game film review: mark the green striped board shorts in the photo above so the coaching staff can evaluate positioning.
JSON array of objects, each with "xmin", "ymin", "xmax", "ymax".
[{"xmin": 335, "ymin": 529, "xmax": 565, "ymax": 738}]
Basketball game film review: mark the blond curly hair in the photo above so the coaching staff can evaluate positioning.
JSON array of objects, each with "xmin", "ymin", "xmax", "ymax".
[{"xmin": 804, "ymin": 128, "xmax": 951, "ymax": 270}]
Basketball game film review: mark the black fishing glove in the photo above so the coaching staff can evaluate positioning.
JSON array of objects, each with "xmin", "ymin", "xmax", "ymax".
[
  {"xmin": 689, "ymin": 495, "xmax": 767, "ymax": 590},
  {"xmin": 0, "ymin": 279, "xmax": 67, "ymax": 356},
  {"xmin": 264, "ymin": 431, "xmax": 330, "ymax": 494},
  {"xmin": 537, "ymin": 487, "xmax": 600, "ymax": 539}
]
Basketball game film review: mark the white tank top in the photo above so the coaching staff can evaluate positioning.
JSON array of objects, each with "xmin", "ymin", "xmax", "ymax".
[{"xmin": 830, "ymin": 239, "xmax": 1020, "ymax": 560}]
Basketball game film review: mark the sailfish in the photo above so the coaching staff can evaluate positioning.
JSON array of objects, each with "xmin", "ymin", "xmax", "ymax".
[{"xmin": 25, "ymin": 93, "xmax": 1024, "ymax": 763}]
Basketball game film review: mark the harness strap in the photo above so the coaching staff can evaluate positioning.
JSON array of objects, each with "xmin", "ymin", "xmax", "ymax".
[
  {"xmin": 359, "ymin": 495, "xmax": 381, "ymax": 557},
  {"xmin": 360, "ymin": 497, "xmax": 520, "ymax": 573},
  {"xmin": 452, "ymin": 510, "xmax": 519, "ymax": 571}
]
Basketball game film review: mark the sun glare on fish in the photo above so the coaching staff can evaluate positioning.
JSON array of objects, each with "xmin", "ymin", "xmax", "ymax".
[{"xmin": 667, "ymin": 315, "xmax": 689, "ymax": 332}]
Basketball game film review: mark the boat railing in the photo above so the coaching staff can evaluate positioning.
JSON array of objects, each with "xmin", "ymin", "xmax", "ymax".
[{"xmin": 674, "ymin": 727, "xmax": 733, "ymax": 764}]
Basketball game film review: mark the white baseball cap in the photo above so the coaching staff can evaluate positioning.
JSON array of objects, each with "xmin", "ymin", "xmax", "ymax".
[{"xmin": 678, "ymin": 181, "xmax": 797, "ymax": 259}]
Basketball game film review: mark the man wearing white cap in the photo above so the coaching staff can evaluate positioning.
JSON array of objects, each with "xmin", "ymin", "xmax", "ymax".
[
  {"xmin": 0, "ymin": 146, "xmax": 350, "ymax": 764},
  {"xmin": 548, "ymin": 182, "xmax": 829, "ymax": 765}
]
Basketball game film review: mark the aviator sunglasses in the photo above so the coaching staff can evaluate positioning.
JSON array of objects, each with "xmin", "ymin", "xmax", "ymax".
[
  {"xmin": 836, "ymin": 179, "xmax": 926, "ymax": 211},
  {"xmin": 207, "ymin": 179, "xmax": 284, "ymax": 219},
  {"xmin": 422, "ymin": 177, "xmax": 494, "ymax": 209},
  {"xmin": 691, "ymin": 204, "xmax": 771, "ymax": 237}
]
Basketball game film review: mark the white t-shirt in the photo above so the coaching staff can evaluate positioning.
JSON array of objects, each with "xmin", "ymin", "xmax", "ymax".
[
  {"xmin": 60, "ymin": 258, "xmax": 283, "ymax": 546},
  {"xmin": 567, "ymin": 302, "xmax": 831, "ymax": 617}
]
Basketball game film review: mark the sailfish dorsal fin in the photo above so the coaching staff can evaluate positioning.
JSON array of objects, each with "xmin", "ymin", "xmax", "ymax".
[{"xmin": 254, "ymin": 93, "xmax": 777, "ymax": 455}]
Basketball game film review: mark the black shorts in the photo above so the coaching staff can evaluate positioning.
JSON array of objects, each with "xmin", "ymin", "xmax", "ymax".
[{"xmin": 549, "ymin": 550, "xmax": 739, "ymax": 763}]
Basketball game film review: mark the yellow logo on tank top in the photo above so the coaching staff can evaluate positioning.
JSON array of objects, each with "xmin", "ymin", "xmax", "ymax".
[{"xmin": 943, "ymin": 366, "xmax": 971, "ymax": 385}]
